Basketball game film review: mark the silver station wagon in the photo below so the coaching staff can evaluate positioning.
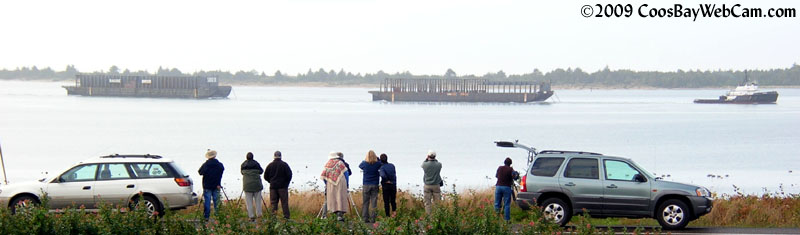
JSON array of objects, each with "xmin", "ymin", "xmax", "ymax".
[
  {"xmin": 496, "ymin": 141, "xmax": 713, "ymax": 230},
  {"xmin": 0, "ymin": 154, "xmax": 198, "ymax": 215}
]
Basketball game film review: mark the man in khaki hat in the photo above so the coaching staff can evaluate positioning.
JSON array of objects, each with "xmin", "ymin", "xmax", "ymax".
[{"xmin": 199, "ymin": 149, "xmax": 225, "ymax": 220}]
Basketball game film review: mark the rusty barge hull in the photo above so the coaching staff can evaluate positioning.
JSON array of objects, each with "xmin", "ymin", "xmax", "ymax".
[
  {"xmin": 63, "ymin": 86, "xmax": 231, "ymax": 99},
  {"xmin": 369, "ymin": 91, "xmax": 552, "ymax": 102},
  {"xmin": 63, "ymin": 74, "xmax": 231, "ymax": 99},
  {"xmin": 369, "ymin": 78, "xmax": 553, "ymax": 103}
]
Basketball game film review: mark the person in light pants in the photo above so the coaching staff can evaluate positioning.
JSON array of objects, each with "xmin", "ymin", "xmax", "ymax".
[{"xmin": 241, "ymin": 152, "xmax": 264, "ymax": 221}]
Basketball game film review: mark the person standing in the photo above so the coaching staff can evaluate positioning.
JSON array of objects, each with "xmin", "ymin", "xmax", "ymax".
[
  {"xmin": 241, "ymin": 152, "xmax": 264, "ymax": 221},
  {"xmin": 264, "ymin": 150, "xmax": 293, "ymax": 219},
  {"xmin": 358, "ymin": 150, "xmax": 382, "ymax": 223},
  {"xmin": 378, "ymin": 153, "xmax": 397, "ymax": 217},
  {"xmin": 198, "ymin": 149, "xmax": 224, "ymax": 221},
  {"xmin": 421, "ymin": 150, "xmax": 442, "ymax": 214},
  {"xmin": 321, "ymin": 151, "xmax": 351, "ymax": 221},
  {"xmin": 495, "ymin": 157, "xmax": 515, "ymax": 221}
]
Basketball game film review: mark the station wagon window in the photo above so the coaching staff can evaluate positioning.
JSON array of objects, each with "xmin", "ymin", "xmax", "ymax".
[
  {"xmin": 530, "ymin": 157, "xmax": 565, "ymax": 177},
  {"xmin": 97, "ymin": 164, "xmax": 132, "ymax": 180},
  {"xmin": 129, "ymin": 163, "xmax": 171, "ymax": 178},
  {"xmin": 604, "ymin": 160, "xmax": 641, "ymax": 181},
  {"xmin": 564, "ymin": 158, "xmax": 599, "ymax": 179},
  {"xmin": 60, "ymin": 164, "xmax": 98, "ymax": 182}
]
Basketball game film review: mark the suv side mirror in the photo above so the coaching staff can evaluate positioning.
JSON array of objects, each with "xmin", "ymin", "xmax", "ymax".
[{"xmin": 634, "ymin": 174, "xmax": 647, "ymax": 182}]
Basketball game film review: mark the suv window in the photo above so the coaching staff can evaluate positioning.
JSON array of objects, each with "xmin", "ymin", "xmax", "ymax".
[
  {"xmin": 61, "ymin": 164, "xmax": 98, "ymax": 182},
  {"xmin": 97, "ymin": 163, "xmax": 132, "ymax": 180},
  {"xmin": 130, "ymin": 163, "xmax": 172, "ymax": 178},
  {"xmin": 530, "ymin": 157, "xmax": 565, "ymax": 177},
  {"xmin": 604, "ymin": 160, "xmax": 641, "ymax": 181},
  {"xmin": 564, "ymin": 158, "xmax": 599, "ymax": 179}
]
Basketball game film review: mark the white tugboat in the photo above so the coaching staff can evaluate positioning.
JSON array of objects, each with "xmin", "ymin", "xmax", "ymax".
[{"xmin": 694, "ymin": 72, "xmax": 778, "ymax": 104}]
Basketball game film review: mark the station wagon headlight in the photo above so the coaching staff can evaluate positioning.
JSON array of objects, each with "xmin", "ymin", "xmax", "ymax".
[{"xmin": 696, "ymin": 187, "xmax": 711, "ymax": 197}]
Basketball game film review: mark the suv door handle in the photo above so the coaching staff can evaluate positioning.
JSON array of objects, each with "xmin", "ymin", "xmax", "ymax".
[
  {"xmin": 126, "ymin": 184, "xmax": 135, "ymax": 188},
  {"xmin": 82, "ymin": 186, "xmax": 91, "ymax": 190},
  {"xmin": 564, "ymin": 182, "xmax": 576, "ymax": 187},
  {"xmin": 606, "ymin": 184, "xmax": 618, "ymax": 189}
]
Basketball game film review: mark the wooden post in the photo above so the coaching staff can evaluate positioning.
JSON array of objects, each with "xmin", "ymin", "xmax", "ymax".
[{"xmin": 0, "ymin": 140, "xmax": 8, "ymax": 184}]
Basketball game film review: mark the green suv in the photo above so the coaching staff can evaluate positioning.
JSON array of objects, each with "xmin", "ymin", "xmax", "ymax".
[{"xmin": 496, "ymin": 141, "xmax": 713, "ymax": 230}]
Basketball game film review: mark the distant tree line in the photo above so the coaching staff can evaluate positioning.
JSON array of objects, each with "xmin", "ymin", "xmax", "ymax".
[{"xmin": 1, "ymin": 64, "xmax": 798, "ymax": 88}]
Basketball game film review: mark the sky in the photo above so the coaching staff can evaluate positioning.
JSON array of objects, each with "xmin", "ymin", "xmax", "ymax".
[{"xmin": 0, "ymin": 0, "xmax": 798, "ymax": 75}]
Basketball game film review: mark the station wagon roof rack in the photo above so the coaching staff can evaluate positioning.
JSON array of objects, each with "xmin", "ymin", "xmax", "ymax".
[
  {"xmin": 539, "ymin": 150, "xmax": 603, "ymax": 155},
  {"xmin": 100, "ymin": 154, "xmax": 163, "ymax": 159}
]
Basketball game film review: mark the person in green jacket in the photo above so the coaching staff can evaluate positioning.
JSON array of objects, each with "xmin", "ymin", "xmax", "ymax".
[
  {"xmin": 241, "ymin": 152, "xmax": 264, "ymax": 221},
  {"xmin": 421, "ymin": 150, "xmax": 443, "ymax": 214}
]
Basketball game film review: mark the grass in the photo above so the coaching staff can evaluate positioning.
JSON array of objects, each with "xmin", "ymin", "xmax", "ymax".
[{"xmin": 0, "ymin": 186, "xmax": 798, "ymax": 234}]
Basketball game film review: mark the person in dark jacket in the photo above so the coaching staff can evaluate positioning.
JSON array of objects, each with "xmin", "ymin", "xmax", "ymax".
[
  {"xmin": 264, "ymin": 150, "xmax": 293, "ymax": 219},
  {"xmin": 378, "ymin": 153, "xmax": 397, "ymax": 217},
  {"xmin": 495, "ymin": 157, "xmax": 515, "ymax": 221},
  {"xmin": 358, "ymin": 150, "xmax": 382, "ymax": 223},
  {"xmin": 241, "ymin": 152, "xmax": 264, "ymax": 221},
  {"xmin": 198, "ymin": 150, "xmax": 225, "ymax": 220}
]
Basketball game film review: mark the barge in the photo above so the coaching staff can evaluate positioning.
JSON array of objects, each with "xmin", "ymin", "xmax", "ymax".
[
  {"xmin": 63, "ymin": 74, "xmax": 232, "ymax": 99},
  {"xmin": 369, "ymin": 78, "xmax": 553, "ymax": 103}
]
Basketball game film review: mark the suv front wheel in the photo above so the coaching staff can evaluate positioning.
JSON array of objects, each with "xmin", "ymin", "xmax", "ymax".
[
  {"xmin": 541, "ymin": 197, "xmax": 572, "ymax": 226},
  {"xmin": 656, "ymin": 199, "xmax": 690, "ymax": 230}
]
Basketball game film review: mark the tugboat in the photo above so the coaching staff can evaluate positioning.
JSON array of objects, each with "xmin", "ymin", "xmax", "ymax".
[{"xmin": 694, "ymin": 72, "xmax": 778, "ymax": 104}]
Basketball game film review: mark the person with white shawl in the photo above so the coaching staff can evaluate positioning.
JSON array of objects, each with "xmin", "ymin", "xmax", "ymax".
[{"xmin": 321, "ymin": 151, "xmax": 351, "ymax": 221}]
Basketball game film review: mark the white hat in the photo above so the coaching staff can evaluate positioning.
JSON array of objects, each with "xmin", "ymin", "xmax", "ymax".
[
  {"xmin": 329, "ymin": 151, "xmax": 339, "ymax": 159},
  {"xmin": 427, "ymin": 150, "xmax": 436, "ymax": 158},
  {"xmin": 206, "ymin": 150, "xmax": 217, "ymax": 159}
]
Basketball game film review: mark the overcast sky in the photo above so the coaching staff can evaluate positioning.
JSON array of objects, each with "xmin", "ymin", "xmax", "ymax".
[{"xmin": 1, "ymin": 0, "xmax": 798, "ymax": 75}]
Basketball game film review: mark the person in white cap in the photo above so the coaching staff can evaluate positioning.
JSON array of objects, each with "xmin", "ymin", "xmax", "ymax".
[
  {"xmin": 198, "ymin": 149, "xmax": 224, "ymax": 220},
  {"xmin": 421, "ymin": 150, "xmax": 442, "ymax": 214}
]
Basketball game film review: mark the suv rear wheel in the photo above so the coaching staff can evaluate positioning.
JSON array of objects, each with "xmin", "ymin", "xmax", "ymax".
[
  {"xmin": 656, "ymin": 199, "xmax": 690, "ymax": 230},
  {"xmin": 541, "ymin": 197, "xmax": 571, "ymax": 226}
]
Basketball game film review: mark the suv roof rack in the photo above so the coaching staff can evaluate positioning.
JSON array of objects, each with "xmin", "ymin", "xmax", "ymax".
[
  {"xmin": 100, "ymin": 154, "xmax": 163, "ymax": 159},
  {"xmin": 539, "ymin": 150, "xmax": 603, "ymax": 155}
]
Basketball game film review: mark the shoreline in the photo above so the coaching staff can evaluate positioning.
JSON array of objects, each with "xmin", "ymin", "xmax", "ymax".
[{"xmin": 3, "ymin": 78, "xmax": 799, "ymax": 90}]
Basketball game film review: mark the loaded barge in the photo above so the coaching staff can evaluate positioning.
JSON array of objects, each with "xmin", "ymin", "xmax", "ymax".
[
  {"xmin": 369, "ymin": 78, "xmax": 553, "ymax": 103},
  {"xmin": 63, "ymin": 74, "xmax": 232, "ymax": 99}
]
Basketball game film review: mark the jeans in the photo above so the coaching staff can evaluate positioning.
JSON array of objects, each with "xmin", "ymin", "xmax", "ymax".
[
  {"xmin": 381, "ymin": 183, "xmax": 397, "ymax": 216},
  {"xmin": 203, "ymin": 188, "xmax": 221, "ymax": 219},
  {"xmin": 270, "ymin": 188, "xmax": 290, "ymax": 219},
  {"xmin": 244, "ymin": 191, "xmax": 263, "ymax": 219},
  {"xmin": 423, "ymin": 184, "xmax": 441, "ymax": 214},
  {"xmin": 495, "ymin": 186, "xmax": 512, "ymax": 221},
  {"xmin": 361, "ymin": 184, "xmax": 379, "ymax": 223}
]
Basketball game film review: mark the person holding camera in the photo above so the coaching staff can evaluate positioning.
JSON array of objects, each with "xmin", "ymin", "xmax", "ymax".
[
  {"xmin": 495, "ymin": 157, "xmax": 517, "ymax": 221},
  {"xmin": 421, "ymin": 150, "xmax": 442, "ymax": 214}
]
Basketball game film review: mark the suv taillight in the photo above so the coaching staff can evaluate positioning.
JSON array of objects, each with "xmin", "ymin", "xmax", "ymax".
[
  {"xmin": 175, "ymin": 177, "xmax": 191, "ymax": 187},
  {"xmin": 520, "ymin": 175, "xmax": 527, "ymax": 192}
]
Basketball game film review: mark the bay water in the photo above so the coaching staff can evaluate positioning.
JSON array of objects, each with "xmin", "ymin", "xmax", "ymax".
[{"xmin": 0, "ymin": 80, "xmax": 798, "ymax": 196}]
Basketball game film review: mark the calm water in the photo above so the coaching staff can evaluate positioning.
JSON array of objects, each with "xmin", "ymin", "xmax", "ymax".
[{"xmin": 0, "ymin": 80, "xmax": 798, "ymax": 196}]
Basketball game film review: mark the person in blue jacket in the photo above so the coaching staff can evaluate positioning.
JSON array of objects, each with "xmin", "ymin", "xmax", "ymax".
[
  {"xmin": 358, "ymin": 150, "xmax": 382, "ymax": 223},
  {"xmin": 379, "ymin": 153, "xmax": 397, "ymax": 217}
]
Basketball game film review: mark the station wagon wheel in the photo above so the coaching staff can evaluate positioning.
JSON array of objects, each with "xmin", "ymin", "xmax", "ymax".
[
  {"xmin": 540, "ymin": 197, "xmax": 572, "ymax": 226},
  {"xmin": 10, "ymin": 195, "xmax": 39, "ymax": 214},
  {"xmin": 131, "ymin": 195, "xmax": 164, "ymax": 217},
  {"xmin": 656, "ymin": 199, "xmax": 690, "ymax": 230}
]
